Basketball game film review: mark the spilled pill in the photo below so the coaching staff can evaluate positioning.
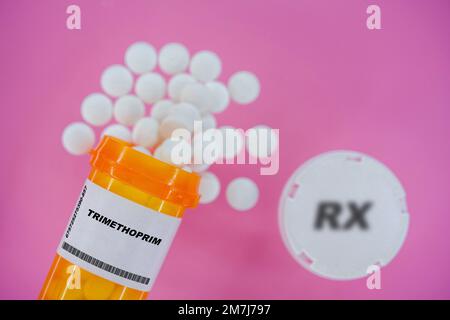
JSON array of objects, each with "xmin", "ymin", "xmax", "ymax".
[
  {"xmin": 168, "ymin": 73, "xmax": 197, "ymax": 102},
  {"xmin": 159, "ymin": 43, "xmax": 190, "ymax": 75},
  {"xmin": 132, "ymin": 117, "xmax": 159, "ymax": 148},
  {"xmin": 169, "ymin": 102, "xmax": 202, "ymax": 122},
  {"xmin": 101, "ymin": 65, "xmax": 133, "ymax": 97},
  {"xmin": 125, "ymin": 42, "xmax": 157, "ymax": 74},
  {"xmin": 206, "ymin": 81, "xmax": 229, "ymax": 113},
  {"xmin": 180, "ymin": 82, "xmax": 213, "ymax": 114},
  {"xmin": 135, "ymin": 72, "xmax": 166, "ymax": 104},
  {"xmin": 228, "ymin": 71, "xmax": 260, "ymax": 105},
  {"xmin": 226, "ymin": 177, "xmax": 259, "ymax": 211},
  {"xmin": 159, "ymin": 114, "xmax": 194, "ymax": 140},
  {"xmin": 62, "ymin": 122, "xmax": 96, "ymax": 155},
  {"xmin": 154, "ymin": 138, "xmax": 191, "ymax": 166},
  {"xmin": 102, "ymin": 124, "xmax": 132, "ymax": 142},
  {"xmin": 190, "ymin": 51, "xmax": 221, "ymax": 82},
  {"xmin": 81, "ymin": 93, "xmax": 113, "ymax": 126},
  {"xmin": 114, "ymin": 95, "xmax": 145, "ymax": 126},
  {"xmin": 151, "ymin": 99, "xmax": 174, "ymax": 123}
]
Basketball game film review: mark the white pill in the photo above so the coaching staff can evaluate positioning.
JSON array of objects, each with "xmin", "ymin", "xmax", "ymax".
[
  {"xmin": 226, "ymin": 177, "xmax": 259, "ymax": 211},
  {"xmin": 81, "ymin": 93, "xmax": 113, "ymax": 126},
  {"xmin": 201, "ymin": 113, "xmax": 217, "ymax": 130},
  {"xmin": 169, "ymin": 102, "xmax": 201, "ymax": 122},
  {"xmin": 132, "ymin": 117, "xmax": 159, "ymax": 148},
  {"xmin": 218, "ymin": 126, "xmax": 244, "ymax": 160},
  {"xmin": 159, "ymin": 114, "xmax": 194, "ymax": 140},
  {"xmin": 190, "ymin": 51, "xmax": 221, "ymax": 82},
  {"xmin": 114, "ymin": 95, "xmax": 145, "ymax": 126},
  {"xmin": 206, "ymin": 81, "xmax": 229, "ymax": 113},
  {"xmin": 246, "ymin": 125, "xmax": 278, "ymax": 158},
  {"xmin": 102, "ymin": 124, "xmax": 132, "ymax": 142},
  {"xmin": 158, "ymin": 43, "xmax": 190, "ymax": 75},
  {"xmin": 151, "ymin": 99, "xmax": 174, "ymax": 122},
  {"xmin": 199, "ymin": 172, "xmax": 221, "ymax": 204},
  {"xmin": 168, "ymin": 73, "xmax": 196, "ymax": 101},
  {"xmin": 228, "ymin": 71, "xmax": 260, "ymax": 104},
  {"xmin": 101, "ymin": 65, "xmax": 133, "ymax": 97},
  {"xmin": 154, "ymin": 138, "xmax": 191, "ymax": 166},
  {"xmin": 180, "ymin": 82, "xmax": 213, "ymax": 114},
  {"xmin": 133, "ymin": 145, "xmax": 152, "ymax": 156},
  {"xmin": 135, "ymin": 73, "xmax": 166, "ymax": 104},
  {"xmin": 62, "ymin": 122, "xmax": 95, "ymax": 155},
  {"xmin": 125, "ymin": 42, "xmax": 157, "ymax": 74}
]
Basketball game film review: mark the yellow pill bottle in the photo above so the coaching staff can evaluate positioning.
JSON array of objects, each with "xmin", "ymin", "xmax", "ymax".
[{"xmin": 39, "ymin": 136, "xmax": 200, "ymax": 300}]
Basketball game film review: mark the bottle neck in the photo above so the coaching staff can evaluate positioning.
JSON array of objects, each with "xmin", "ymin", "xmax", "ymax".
[{"xmin": 88, "ymin": 168, "xmax": 185, "ymax": 218}]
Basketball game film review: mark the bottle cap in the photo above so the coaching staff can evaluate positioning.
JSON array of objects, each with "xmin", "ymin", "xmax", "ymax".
[
  {"xmin": 279, "ymin": 150, "xmax": 409, "ymax": 280},
  {"xmin": 90, "ymin": 136, "xmax": 200, "ymax": 208}
]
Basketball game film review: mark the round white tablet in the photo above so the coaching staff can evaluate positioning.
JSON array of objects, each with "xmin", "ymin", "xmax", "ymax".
[
  {"xmin": 228, "ymin": 71, "xmax": 260, "ymax": 104},
  {"xmin": 135, "ymin": 72, "xmax": 166, "ymax": 104},
  {"xmin": 125, "ymin": 42, "xmax": 157, "ymax": 74},
  {"xmin": 168, "ymin": 73, "xmax": 196, "ymax": 102},
  {"xmin": 153, "ymin": 138, "xmax": 191, "ymax": 166},
  {"xmin": 201, "ymin": 113, "xmax": 217, "ymax": 130},
  {"xmin": 102, "ymin": 124, "xmax": 132, "ymax": 142},
  {"xmin": 62, "ymin": 122, "xmax": 95, "ymax": 155},
  {"xmin": 169, "ymin": 102, "xmax": 201, "ymax": 122},
  {"xmin": 158, "ymin": 43, "xmax": 190, "ymax": 75},
  {"xmin": 226, "ymin": 177, "xmax": 259, "ymax": 211},
  {"xmin": 206, "ymin": 81, "xmax": 229, "ymax": 113},
  {"xmin": 132, "ymin": 117, "xmax": 159, "ymax": 148},
  {"xmin": 190, "ymin": 51, "xmax": 221, "ymax": 82},
  {"xmin": 246, "ymin": 125, "xmax": 278, "ymax": 158},
  {"xmin": 151, "ymin": 99, "xmax": 174, "ymax": 122},
  {"xmin": 132, "ymin": 145, "xmax": 152, "ymax": 156},
  {"xmin": 180, "ymin": 82, "xmax": 213, "ymax": 114},
  {"xmin": 279, "ymin": 151, "xmax": 409, "ymax": 280},
  {"xmin": 199, "ymin": 172, "xmax": 221, "ymax": 204},
  {"xmin": 114, "ymin": 95, "xmax": 145, "ymax": 126},
  {"xmin": 80, "ymin": 93, "xmax": 113, "ymax": 126},
  {"xmin": 101, "ymin": 65, "xmax": 133, "ymax": 97},
  {"xmin": 159, "ymin": 114, "xmax": 194, "ymax": 140}
]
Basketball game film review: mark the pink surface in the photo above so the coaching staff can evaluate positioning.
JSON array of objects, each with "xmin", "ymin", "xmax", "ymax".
[{"xmin": 1, "ymin": 0, "xmax": 450, "ymax": 299}]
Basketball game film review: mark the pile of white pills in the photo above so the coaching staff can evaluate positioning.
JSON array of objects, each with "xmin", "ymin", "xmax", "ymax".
[{"xmin": 62, "ymin": 41, "xmax": 270, "ymax": 211}]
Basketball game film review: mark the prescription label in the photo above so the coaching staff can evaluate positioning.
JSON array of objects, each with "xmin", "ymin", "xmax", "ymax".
[{"xmin": 57, "ymin": 179, "xmax": 180, "ymax": 292}]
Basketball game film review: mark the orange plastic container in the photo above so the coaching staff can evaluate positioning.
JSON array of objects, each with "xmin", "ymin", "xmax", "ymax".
[{"xmin": 39, "ymin": 136, "xmax": 200, "ymax": 300}]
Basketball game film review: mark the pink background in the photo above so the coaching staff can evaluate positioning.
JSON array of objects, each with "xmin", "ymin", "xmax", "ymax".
[{"xmin": 1, "ymin": 0, "xmax": 450, "ymax": 299}]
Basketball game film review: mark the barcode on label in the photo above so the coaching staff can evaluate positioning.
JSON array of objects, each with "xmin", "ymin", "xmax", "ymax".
[{"xmin": 61, "ymin": 241, "xmax": 150, "ymax": 285}]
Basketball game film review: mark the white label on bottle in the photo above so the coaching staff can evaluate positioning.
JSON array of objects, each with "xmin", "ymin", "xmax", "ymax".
[{"xmin": 57, "ymin": 179, "xmax": 181, "ymax": 292}]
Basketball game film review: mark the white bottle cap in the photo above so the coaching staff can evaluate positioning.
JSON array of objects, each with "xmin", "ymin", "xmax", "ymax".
[{"xmin": 279, "ymin": 150, "xmax": 409, "ymax": 280}]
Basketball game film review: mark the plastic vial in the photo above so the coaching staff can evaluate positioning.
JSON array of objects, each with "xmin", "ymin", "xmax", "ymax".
[{"xmin": 39, "ymin": 136, "xmax": 200, "ymax": 300}]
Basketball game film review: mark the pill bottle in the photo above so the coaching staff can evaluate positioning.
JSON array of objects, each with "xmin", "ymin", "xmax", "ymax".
[{"xmin": 39, "ymin": 136, "xmax": 200, "ymax": 300}]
